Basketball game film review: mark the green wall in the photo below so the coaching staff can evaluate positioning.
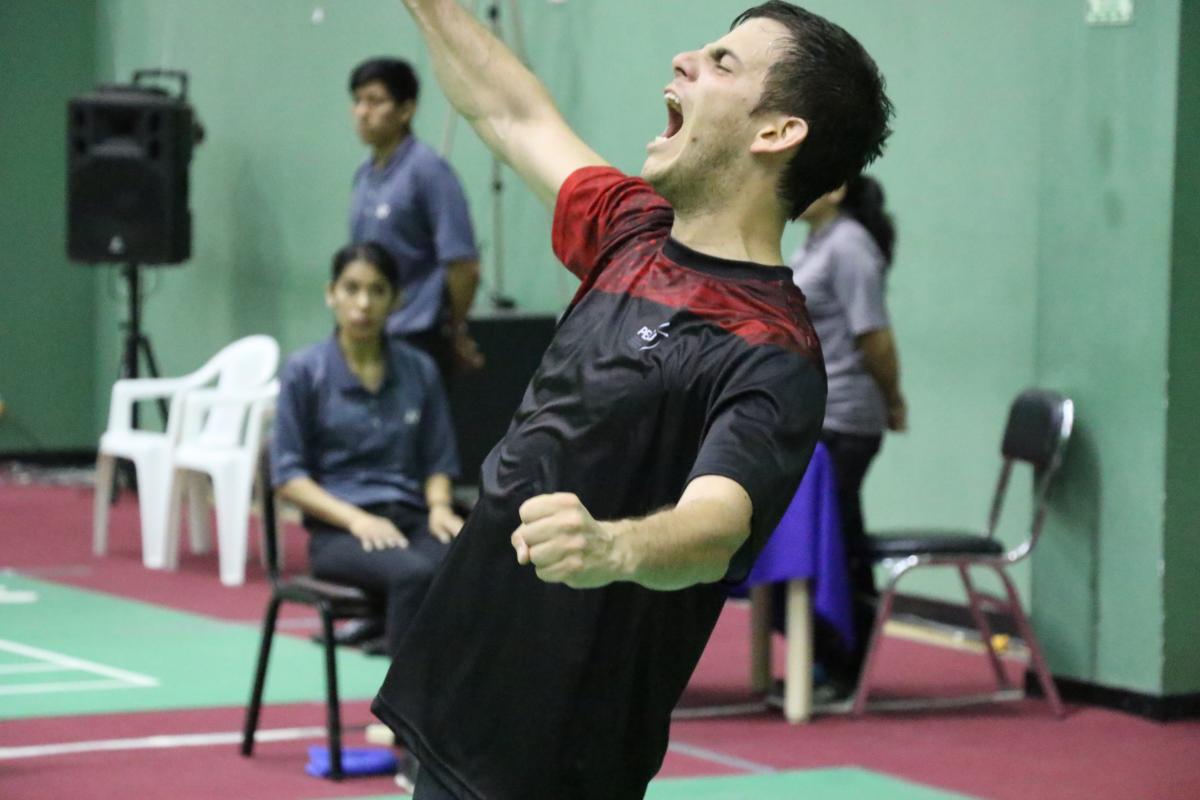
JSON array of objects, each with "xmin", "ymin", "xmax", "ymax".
[
  {"xmin": 0, "ymin": 0, "xmax": 99, "ymax": 451},
  {"xmin": 3, "ymin": 1, "xmax": 1195, "ymax": 698},
  {"xmin": 1163, "ymin": 0, "xmax": 1200, "ymax": 696},
  {"xmin": 1030, "ymin": 1, "xmax": 1182, "ymax": 695}
]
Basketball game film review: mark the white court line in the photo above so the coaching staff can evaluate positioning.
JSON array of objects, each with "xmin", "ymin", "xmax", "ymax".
[
  {"xmin": 0, "ymin": 726, "xmax": 330, "ymax": 760},
  {"xmin": 0, "ymin": 639, "xmax": 157, "ymax": 690},
  {"xmin": 0, "ymin": 679, "xmax": 149, "ymax": 696},
  {"xmin": 0, "ymin": 663, "xmax": 69, "ymax": 675},
  {"xmin": 671, "ymin": 701, "xmax": 768, "ymax": 720},
  {"xmin": 667, "ymin": 740, "xmax": 776, "ymax": 774}
]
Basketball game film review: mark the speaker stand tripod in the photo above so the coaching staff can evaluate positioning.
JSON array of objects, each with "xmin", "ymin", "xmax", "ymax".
[
  {"xmin": 117, "ymin": 262, "xmax": 168, "ymax": 422},
  {"xmin": 112, "ymin": 262, "xmax": 168, "ymax": 496}
]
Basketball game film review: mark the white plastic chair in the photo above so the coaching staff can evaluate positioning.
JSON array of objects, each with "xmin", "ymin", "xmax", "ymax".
[
  {"xmin": 93, "ymin": 335, "xmax": 280, "ymax": 571},
  {"xmin": 165, "ymin": 379, "xmax": 279, "ymax": 586}
]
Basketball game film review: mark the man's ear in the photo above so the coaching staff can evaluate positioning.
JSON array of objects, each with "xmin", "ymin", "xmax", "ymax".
[
  {"xmin": 750, "ymin": 116, "xmax": 808, "ymax": 155},
  {"xmin": 397, "ymin": 98, "xmax": 417, "ymax": 127}
]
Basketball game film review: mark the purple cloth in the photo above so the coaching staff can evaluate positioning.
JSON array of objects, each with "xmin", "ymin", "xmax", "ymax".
[{"xmin": 732, "ymin": 442, "xmax": 854, "ymax": 649}]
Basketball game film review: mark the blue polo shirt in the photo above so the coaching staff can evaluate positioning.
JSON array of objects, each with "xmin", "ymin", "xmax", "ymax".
[
  {"xmin": 270, "ymin": 334, "xmax": 460, "ymax": 511},
  {"xmin": 349, "ymin": 136, "xmax": 478, "ymax": 336}
]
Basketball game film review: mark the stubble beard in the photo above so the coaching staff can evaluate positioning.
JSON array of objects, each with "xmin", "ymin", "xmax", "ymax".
[{"xmin": 645, "ymin": 143, "xmax": 738, "ymax": 218}]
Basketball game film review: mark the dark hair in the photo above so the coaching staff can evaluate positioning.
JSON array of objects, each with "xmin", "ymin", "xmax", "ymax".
[
  {"xmin": 349, "ymin": 57, "xmax": 419, "ymax": 105},
  {"xmin": 841, "ymin": 174, "xmax": 895, "ymax": 266},
  {"xmin": 330, "ymin": 241, "xmax": 401, "ymax": 295},
  {"xmin": 732, "ymin": 2, "xmax": 893, "ymax": 219}
]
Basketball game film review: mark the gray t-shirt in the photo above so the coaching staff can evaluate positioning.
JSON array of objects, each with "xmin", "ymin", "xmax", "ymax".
[
  {"xmin": 349, "ymin": 136, "xmax": 478, "ymax": 335},
  {"xmin": 789, "ymin": 214, "xmax": 890, "ymax": 435}
]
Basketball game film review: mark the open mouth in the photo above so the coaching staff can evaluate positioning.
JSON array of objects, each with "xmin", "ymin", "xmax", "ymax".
[{"xmin": 661, "ymin": 91, "xmax": 684, "ymax": 140}]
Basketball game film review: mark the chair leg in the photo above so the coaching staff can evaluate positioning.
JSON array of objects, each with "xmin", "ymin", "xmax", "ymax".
[
  {"xmin": 187, "ymin": 472, "xmax": 212, "ymax": 554},
  {"xmin": 852, "ymin": 580, "xmax": 900, "ymax": 716},
  {"xmin": 93, "ymin": 455, "xmax": 116, "ymax": 556},
  {"xmin": 242, "ymin": 594, "xmax": 282, "ymax": 756},
  {"xmin": 749, "ymin": 584, "xmax": 772, "ymax": 693},
  {"xmin": 212, "ymin": 464, "xmax": 253, "ymax": 586},
  {"xmin": 164, "ymin": 468, "xmax": 188, "ymax": 570},
  {"xmin": 318, "ymin": 604, "xmax": 344, "ymax": 780},
  {"xmin": 957, "ymin": 565, "xmax": 1011, "ymax": 690},
  {"xmin": 132, "ymin": 450, "xmax": 174, "ymax": 570},
  {"xmin": 784, "ymin": 579, "xmax": 812, "ymax": 723},
  {"xmin": 992, "ymin": 566, "xmax": 1065, "ymax": 717}
]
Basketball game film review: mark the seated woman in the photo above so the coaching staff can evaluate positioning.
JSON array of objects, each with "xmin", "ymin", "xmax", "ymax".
[{"xmin": 271, "ymin": 241, "xmax": 463, "ymax": 658}]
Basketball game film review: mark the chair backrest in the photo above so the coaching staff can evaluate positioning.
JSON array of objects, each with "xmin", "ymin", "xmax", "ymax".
[
  {"xmin": 1001, "ymin": 389, "xmax": 1074, "ymax": 470},
  {"xmin": 987, "ymin": 388, "xmax": 1074, "ymax": 560},
  {"xmin": 198, "ymin": 336, "xmax": 280, "ymax": 447}
]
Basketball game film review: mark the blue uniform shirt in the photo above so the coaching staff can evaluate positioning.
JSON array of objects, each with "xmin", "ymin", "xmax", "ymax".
[
  {"xmin": 271, "ymin": 334, "xmax": 461, "ymax": 510},
  {"xmin": 349, "ymin": 136, "xmax": 478, "ymax": 335}
]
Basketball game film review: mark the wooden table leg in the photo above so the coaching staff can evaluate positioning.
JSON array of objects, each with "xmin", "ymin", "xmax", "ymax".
[
  {"xmin": 784, "ymin": 579, "xmax": 812, "ymax": 723},
  {"xmin": 749, "ymin": 584, "xmax": 772, "ymax": 693}
]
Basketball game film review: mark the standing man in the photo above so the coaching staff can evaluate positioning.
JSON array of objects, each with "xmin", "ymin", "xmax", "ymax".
[
  {"xmin": 349, "ymin": 56, "xmax": 483, "ymax": 381},
  {"xmin": 373, "ymin": 2, "xmax": 893, "ymax": 798}
]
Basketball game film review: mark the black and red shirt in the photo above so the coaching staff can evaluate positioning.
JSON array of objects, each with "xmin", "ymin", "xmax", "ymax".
[{"xmin": 373, "ymin": 167, "xmax": 826, "ymax": 800}]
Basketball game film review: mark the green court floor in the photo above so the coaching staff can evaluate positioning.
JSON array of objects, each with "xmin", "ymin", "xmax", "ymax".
[
  {"xmin": 338, "ymin": 769, "xmax": 977, "ymax": 800},
  {"xmin": 644, "ymin": 769, "xmax": 977, "ymax": 799},
  {"xmin": 0, "ymin": 574, "xmax": 388, "ymax": 719}
]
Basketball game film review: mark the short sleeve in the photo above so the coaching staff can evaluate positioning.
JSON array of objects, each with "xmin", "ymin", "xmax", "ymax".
[
  {"xmin": 829, "ymin": 228, "xmax": 889, "ymax": 336},
  {"xmin": 687, "ymin": 348, "xmax": 827, "ymax": 582},
  {"xmin": 552, "ymin": 166, "xmax": 673, "ymax": 282},
  {"xmin": 418, "ymin": 158, "xmax": 479, "ymax": 265},
  {"xmin": 270, "ymin": 355, "xmax": 315, "ymax": 488}
]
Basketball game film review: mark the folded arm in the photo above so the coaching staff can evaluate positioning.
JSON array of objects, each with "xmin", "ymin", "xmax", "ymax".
[{"xmin": 402, "ymin": 0, "xmax": 607, "ymax": 206}]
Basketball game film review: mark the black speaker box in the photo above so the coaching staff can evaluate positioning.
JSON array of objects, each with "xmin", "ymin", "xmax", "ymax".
[
  {"xmin": 451, "ymin": 313, "xmax": 559, "ymax": 486},
  {"xmin": 67, "ymin": 86, "xmax": 194, "ymax": 264}
]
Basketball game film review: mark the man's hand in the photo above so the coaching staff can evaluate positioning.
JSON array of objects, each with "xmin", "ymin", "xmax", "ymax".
[
  {"xmin": 452, "ymin": 328, "xmax": 485, "ymax": 375},
  {"xmin": 349, "ymin": 514, "xmax": 409, "ymax": 551},
  {"xmin": 887, "ymin": 395, "xmax": 908, "ymax": 432},
  {"xmin": 512, "ymin": 493, "xmax": 624, "ymax": 589},
  {"xmin": 429, "ymin": 503, "xmax": 465, "ymax": 543}
]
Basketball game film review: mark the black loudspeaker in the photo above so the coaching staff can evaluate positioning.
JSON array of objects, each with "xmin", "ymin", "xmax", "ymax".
[
  {"xmin": 451, "ymin": 313, "xmax": 559, "ymax": 486},
  {"xmin": 67, "ymin": 77, "xmax": 195, "ymax": 264}
]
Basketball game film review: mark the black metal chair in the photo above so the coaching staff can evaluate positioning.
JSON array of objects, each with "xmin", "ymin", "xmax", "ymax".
[
  {"xmin": 852, "ymin": 389, "xmax": 1074, "ymax": 717},
  {"xmin": 240, "ymin": 454, "xmax": 378, "ymax": 779}
]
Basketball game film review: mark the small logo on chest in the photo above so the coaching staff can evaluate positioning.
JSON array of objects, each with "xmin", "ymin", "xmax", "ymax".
[
  {"xmin": 404, "ymin": 408, "xmax": 421, "ymax": 425},
  {"xmin": 630, "ymin": 321, "xmax": 671, "ymax": 351}
]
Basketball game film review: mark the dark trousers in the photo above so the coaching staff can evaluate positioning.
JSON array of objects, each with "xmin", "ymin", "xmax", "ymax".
[
  {"xmin": 306, "ymin": 501, "xmax": 448, "ymax": 658},
  {"xmin": 818, "ymin": 429, "xmax": 883, "ymax": 683}
]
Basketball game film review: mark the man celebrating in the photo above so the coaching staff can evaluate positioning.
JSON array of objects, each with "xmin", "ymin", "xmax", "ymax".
[{"xmin": 372, "ymin": 3, "xmax": 893, "ymax": 798}]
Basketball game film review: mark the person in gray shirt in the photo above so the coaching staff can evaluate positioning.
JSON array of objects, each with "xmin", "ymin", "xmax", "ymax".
[
  {"xmin": 790, "ymin": 173, "xmax": 905, "ymax": 691},
  {"xmin": 348, "ymin": 57, "xmax": 483, "ymax": 382}
]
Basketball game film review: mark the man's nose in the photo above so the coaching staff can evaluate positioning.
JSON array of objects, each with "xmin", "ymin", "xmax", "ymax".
[{"xmin": 671, "ymin": 51, "xmax": 696, "ymax": 81}]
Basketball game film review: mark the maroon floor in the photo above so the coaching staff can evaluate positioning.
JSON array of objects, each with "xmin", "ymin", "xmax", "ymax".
[{"xmin": 3, "ymin": 483, "xmax": 1199, "ymax": 799}]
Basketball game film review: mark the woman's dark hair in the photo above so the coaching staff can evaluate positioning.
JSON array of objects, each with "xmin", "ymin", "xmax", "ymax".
[
  {"xmin": 840, "ymin": 174, "xmax": 895, "ymax": 267},
  {"xmin": 349, "ymin": 57, "xmax": 419, "ymax": 105},
  {"xmin": 330, "ymin": 241, "xmax": 401, "ymax": 294},
  {"xmin": 732, "ymin": 2, "xmax": 894, "ymax": 219}
]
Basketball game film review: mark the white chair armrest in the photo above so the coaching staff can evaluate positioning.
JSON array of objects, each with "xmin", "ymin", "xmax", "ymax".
[
  {"xmin": 178, "ymin": 382, "xmax": 280, "ymax": 444},
  {"xmin": 107, "ymin": 376, "xmax": 200, "ymax": 434}
]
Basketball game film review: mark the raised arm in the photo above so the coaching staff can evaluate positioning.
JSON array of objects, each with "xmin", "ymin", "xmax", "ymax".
[{"xmin": 401, "ymin": 0, "xmax": 607, "ymax": 206}]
